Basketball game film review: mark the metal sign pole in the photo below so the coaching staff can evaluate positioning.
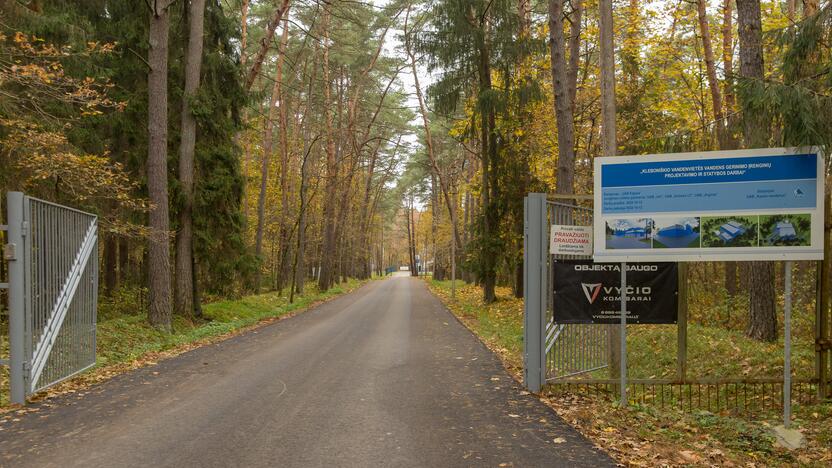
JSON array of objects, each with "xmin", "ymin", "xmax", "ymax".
[
  {"xmin": 620, "ymin": 261, "xmax": 627, "ymax": 405},
  {"xmin": 784, "ymin": 260, "xmax": 793, "ymax": 428}
]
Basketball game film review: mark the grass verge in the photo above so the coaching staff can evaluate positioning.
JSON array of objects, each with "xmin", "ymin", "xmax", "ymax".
[
  {"xmin": 426, "ymin": 278, "xmax": 832, "ymax": 467},
  {"xmin": 1, "ymin": 278, "xmax": 371, "ymax": 410}
]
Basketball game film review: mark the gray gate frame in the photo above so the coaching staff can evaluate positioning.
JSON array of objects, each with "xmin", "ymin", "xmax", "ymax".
[
  {"xmin": 4, "ymin": 192, "xmax": 99, "ymax": 405},
  {"xmin": 523, "ymin": 193, "xmax": 548, "ymax": 392}
]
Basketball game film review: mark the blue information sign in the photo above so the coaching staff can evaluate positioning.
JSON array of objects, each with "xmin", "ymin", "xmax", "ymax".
[{"xmin": 593, "ymin": 148, "xmax": 825, "ymax": 262}]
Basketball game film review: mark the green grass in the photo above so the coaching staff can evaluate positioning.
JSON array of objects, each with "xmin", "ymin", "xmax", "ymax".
[{"xmin": 1, "ymin": 278, "xmax": 371, "ymax": 407}]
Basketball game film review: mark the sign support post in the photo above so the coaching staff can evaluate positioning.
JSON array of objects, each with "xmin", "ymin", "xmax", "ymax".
[
  {"xmin": 677, "ymin": 264, "xmax": 688, "ymax": 382},
  {"xmin": 784, "ymin": 260, "xmax": 793, "ymax": 428},
  {"xmin": 620, "ymin": 262, "xmax": 627, "ymax": 405}
]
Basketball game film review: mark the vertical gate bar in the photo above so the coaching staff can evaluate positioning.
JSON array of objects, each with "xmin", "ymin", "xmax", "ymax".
[
  {"xmin": 523, "ymin": 193, "xmax": 547, "ymax": 392},
  {"xmin": 784, "ymin": 260, "xmax": 793, "ymax": 428},
  {"xmin": 7, "ymin": 192, "xmax": 26, "ymax": 404},
  {"xmin": 22, "ymin": 196, "xmax": 32, "ymax": 391}
]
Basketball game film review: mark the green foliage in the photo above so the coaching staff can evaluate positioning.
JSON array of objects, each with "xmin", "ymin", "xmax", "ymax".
[
  {"xmin": 187, "ymin": 0, "xmax": 251, "ymax": 294},
  {"xmin": 10, "ymin": 1, "xmax": 251, "ymax": 294},
  {"xmin": 738, "ymin": 4, "xmax": 832, "ymax": 153}
]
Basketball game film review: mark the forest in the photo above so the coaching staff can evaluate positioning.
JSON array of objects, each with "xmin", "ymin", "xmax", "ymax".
[{"xmin": 1, "ymin": 0, "xmax": 831, "ymax": 347}]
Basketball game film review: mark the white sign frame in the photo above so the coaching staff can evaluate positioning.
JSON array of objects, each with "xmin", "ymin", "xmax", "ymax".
[{"xmin": 593, "ymin": 147, "xmax": 825, "ymax": 262}]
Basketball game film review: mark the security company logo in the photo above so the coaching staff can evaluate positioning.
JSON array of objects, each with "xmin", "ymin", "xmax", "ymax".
[{"xmin": 581, "ymin": 283, "xmax": 603, "ymax": 304}]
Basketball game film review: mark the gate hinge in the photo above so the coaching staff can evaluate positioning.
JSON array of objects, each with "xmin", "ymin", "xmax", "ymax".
[
  {"xmin": 3, "ymin": 243, "xmax": 16, "ymax": 261},
  {"xmin": 816, "ymin": 339, "xmax": 832, "ymax": 352},
  {"xmin": 21, "ymin": 221, "xmax": 29, "ymax": 237}
]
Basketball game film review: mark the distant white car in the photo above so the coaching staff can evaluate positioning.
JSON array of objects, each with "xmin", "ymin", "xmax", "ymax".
[{"xmin": 399, "ymin": 266, "xmax": 409, "ymax": 271}]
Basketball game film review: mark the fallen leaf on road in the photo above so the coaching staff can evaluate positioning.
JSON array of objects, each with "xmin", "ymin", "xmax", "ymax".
[{"xmin": 553, "ymin": 437, "xmax": 566, "ymax": 444}]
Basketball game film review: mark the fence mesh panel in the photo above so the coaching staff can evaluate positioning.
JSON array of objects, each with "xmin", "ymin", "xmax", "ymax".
[
  {"xmin": 27, "ymin": 197, "xmax": 97, "ymax": 392},
  {"xmin": 545, "ymin": 200, "xmax": 610, "ymax": 381}
]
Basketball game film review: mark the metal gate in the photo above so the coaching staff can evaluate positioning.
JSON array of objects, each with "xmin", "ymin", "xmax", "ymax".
[
  {"xmin": 545, "ymin": 199, "xmax": 610, "ymax": 381},
  {"xmin": 4, "ymin": 192, "xmax": 98, "ymax": 404},
  {"xmin": 524, "ymin": 193, "xmax": 608, "ymax": 392}
]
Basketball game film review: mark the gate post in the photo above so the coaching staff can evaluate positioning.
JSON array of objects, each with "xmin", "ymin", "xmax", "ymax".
[
  {"xmin": 7, "ymin": 192, "xmax": 26, "ymax": 405},
  {"xmin": 524, "ymin": 193, "xmax": 547, "ymax": 392}
]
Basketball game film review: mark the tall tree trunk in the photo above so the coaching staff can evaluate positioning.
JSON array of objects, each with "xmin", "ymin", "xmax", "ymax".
[
  {"xmin": 721, "ymin": 0, "xmax": 740, "ymax": 297},
  {"xmin": 403, "ymin": 6, "xmax": 462, "ymax": 250},
  {"xmin": 275, "ymin": 15, "xmax": 292, "ymax": 292},
  {"xmin": 696, "ymin": 0, "xmax": 726, "ymax": 148},
  {"xmin": 599, "ymin": 0, "xmax": 620, "ymax": 376},
  {"xmin": 147, "ymin": 1, "xmax": 173, "ymax": 330},
  {"xmin": 737, "ymin": 0, "xmax": 777, "ymax": 342},
  {"xmin": 292, "ymin": 53, "xmax": 319, "ymax": 298},
  {"xmin": 430, "ymin": 174, "xmax": 445, "ymax": 281},
  {"xmin": 722, "ymin": 0, "xmax": 735, "ymax": 114},
  {"xmin": 318, "ymin": 8, "xmax": 338, "ymax": 291},
  {"xmin": 244, "ymin": 0, "xmax": 291, "ymax": 92},
  {"xmin": 292, "ymin": 136, "xmax": 317, "ymax": 298},
  {"xmin": 119, "ymin": 237, "xmax": 130, "ymax": 285},
  {"xmin": 698, "ymin": 0, "xmax": 738, "ymax": 298},
  {"xmin": 104, "ymin": 234, "xmax": 117, "ymax": 296},
  {"xmin": 549, "ymin": 0, "xmax": 582, "ymax": 195},
  {"xmin": 406, "ymin": 198, "xmax": 416, "ymax": 276},
  {"xmin": 476, "ymin": 14, "xmax": 498, "ymax": 303},
  {"xmin": 599, "ymin": 0, "xmax": 616, "ymax": 157},
  {"xmin": 254, "ymin": 16, "xmax": 290, "ymax": 291},
  {"xmin": 175, "ymin": 0, "xmax": 206, "ymax": 318},
  {"xmin": 240, "ymin": 0, "xmax": 249, "ymax": 68}
]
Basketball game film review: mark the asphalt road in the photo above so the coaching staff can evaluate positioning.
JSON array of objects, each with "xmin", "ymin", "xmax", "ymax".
[{"xmin": 0, "ymin": 275, "xmax": 613, "ymax": 467}]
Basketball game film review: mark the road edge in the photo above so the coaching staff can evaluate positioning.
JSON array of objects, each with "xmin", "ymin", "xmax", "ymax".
[{"xmin": 419, "ymin": 277, "xmax": 619, "ymax": 464}]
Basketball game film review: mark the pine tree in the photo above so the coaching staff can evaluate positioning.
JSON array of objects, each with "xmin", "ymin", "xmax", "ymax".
[
  {"xmin": 147, "ymin": 0, "xmax": 175, "ymax": 330},
  {"xmin": 737, "ymin": 0, "xmax": 776, "ymax": 342}
]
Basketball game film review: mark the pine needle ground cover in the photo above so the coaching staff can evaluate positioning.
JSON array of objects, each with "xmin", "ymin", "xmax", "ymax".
[
  {"xmin": 426, "ymin": 279, "xmax": 832, "ymax": 466},
  {"xmin": 0, "ymin": 278, "xmax": 371, "ymax": 409}
]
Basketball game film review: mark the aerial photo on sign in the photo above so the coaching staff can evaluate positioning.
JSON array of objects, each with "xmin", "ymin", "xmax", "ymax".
[{"xmin": 593, "ymin": 148, "xmax": 825, "ymax": 262}]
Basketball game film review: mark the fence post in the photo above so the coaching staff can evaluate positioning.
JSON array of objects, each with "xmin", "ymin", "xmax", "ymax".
[
  {"xmin": 784, "ymin": 260, "xmax": 793, "ymax": 428},
  {"xmin": 677, "ymin": 263, "xmax": 688, "ymax": 382},
  {"xmin": 816, "ymin": 259, "xmax": 828, "ymax": 400},
  {"xmin": 524, "ymin": 193, "xmax": 547, "ymax": 392},
  {"xmin": 7, "ymin": 192, "xmax": 26, "ymax": 405}
]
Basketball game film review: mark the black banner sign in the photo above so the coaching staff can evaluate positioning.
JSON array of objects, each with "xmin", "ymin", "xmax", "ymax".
[{"xmin": 553, "ymin": 261, "xmax": 678, "ymax": 324}]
